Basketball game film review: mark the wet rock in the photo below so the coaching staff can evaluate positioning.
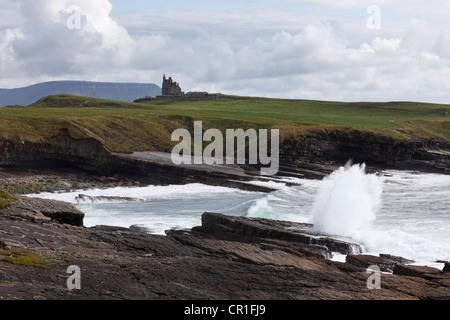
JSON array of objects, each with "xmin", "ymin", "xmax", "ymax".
[
  {"xmin": 346, "ymin": 255, "xmax": 385, "ymax": 270},
  {"xmin": 1, "ymin": 196, "xmax": 84, "ymax": 226},
  {"xmin": 29, "ymin": 198, "xmax": 84, "ymax": 226},
  {"xmin": 75, "ymin": 194, "xmax": 137, "ymax": 203},
  {"xmin": 129, "ymin": 224, "xmax": 153, "ymax": 233},
  {"xmin": 346, "ymin": 253, "xmax": 414, "ymax": 272},
  {"xmin": 393, "ymin": 264, "xmax": 442, "ymax": 280},
  {"xmin": 194, "ymin": 212, "xmax": 365, "ymax": 256},
  {"xmin": 379, "ymin": 253, "xmax": 414, "ymax": 265}
]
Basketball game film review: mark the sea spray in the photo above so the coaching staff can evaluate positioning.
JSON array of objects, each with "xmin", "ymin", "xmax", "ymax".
[{"xmin": 311, "ymin": 162, "xmax": 383, "ymax": 238}]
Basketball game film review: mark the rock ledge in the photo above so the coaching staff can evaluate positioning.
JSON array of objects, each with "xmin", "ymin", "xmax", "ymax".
[{"xmin": 0, "ymin": 208, "xmax": 448, "ymax": 300}]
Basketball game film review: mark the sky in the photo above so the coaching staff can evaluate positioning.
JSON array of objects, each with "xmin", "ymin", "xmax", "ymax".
[{"xmin": 1, "ymin": 0, "xmax": 450, "ymax": 103}]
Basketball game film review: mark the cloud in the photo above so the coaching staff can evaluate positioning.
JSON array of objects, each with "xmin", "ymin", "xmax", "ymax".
[
  {"xmin": 1, "ymin": 0, "xmax": 450, "ymax": 103},
  {"xmin": 0, "ymin": 0, "xmax": 134, "ymax": 85}
]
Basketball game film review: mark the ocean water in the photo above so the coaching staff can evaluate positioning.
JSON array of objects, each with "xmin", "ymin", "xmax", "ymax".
[{"xmin": 28, "ymin": 164, "xmax": 450, "ymax": 266}]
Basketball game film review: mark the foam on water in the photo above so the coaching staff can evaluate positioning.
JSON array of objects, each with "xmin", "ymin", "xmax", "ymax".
[
  {"xmin": 362, "ymin": 170, "xmax": 450, "ymax": 263},
  {"xmin": 29, "ymin": 183, "xmax": 250, "ymax": 204},
  {"xmin": 28, "ymin": 183, "xmax": 262, "ymax": 234}
]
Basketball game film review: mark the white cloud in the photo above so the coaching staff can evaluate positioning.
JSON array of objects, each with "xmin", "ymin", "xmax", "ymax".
[
  {"xmin": 371, "ymin": 37, "xmax": 401, "ymax": 55},
  {"xmin": 0, "ymin": 0, "xmax": 135, "ymax": 85},
  {"xmin": 1, "ymin": 0, "xmax": 450, "ymax": 103}
]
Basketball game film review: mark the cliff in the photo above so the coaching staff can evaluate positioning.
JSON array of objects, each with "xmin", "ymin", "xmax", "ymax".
[
  {"xmin": 279, "ymin": 128, "xmax": 450, "ymax": 174},
  {"xmin": 0, "ymin": 125, "xmax": 448, "ymax": 194}
]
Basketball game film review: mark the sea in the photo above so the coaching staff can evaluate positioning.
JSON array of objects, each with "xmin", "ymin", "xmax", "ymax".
[{"xmin": 28, "ymin": 163, "xmax": 450, "ymax": 268}]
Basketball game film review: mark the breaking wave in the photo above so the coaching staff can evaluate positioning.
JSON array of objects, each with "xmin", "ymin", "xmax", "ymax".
[{"xmin": 311, "ymin": 161, "xmax": 383, "ymax": 238}]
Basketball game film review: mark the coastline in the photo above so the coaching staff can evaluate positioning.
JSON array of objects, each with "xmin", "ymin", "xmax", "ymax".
[{"xmin": 0, "ymin": 159, "xmax": 449, "ymax": 300}]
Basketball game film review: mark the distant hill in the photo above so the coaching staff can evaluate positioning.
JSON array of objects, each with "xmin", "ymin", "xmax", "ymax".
[{"xmin": 0, "ymin": 81, "xmax": 161, "ymax": 107}]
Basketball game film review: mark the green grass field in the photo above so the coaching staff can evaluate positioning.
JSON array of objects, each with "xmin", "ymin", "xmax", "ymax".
[{"xmin": 0, "ymin": 94, "xmax": 448, "ymax": 153}]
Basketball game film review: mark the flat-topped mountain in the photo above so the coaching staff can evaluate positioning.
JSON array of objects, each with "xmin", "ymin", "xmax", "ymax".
[{"xmin": 0, "ymin": 81, "xmax": 161, "ymax": 107}]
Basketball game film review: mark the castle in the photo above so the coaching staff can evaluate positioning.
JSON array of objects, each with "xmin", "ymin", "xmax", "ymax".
[
  {"xmin": 134, "ymin": 75, "xmax": 221, "ymax": 102},
  {"xmin": 159, "ymin": 75, "xmax": 220, "ymax": 100}
]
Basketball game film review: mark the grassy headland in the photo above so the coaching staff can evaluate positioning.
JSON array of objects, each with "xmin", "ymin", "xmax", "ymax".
[{"xmin": 0, "ymin": 94, "xmax": 448, "ymax": 155}]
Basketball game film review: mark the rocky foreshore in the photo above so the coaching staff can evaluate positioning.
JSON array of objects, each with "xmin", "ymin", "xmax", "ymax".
[
  {"xmin": 0, "ymin": 195, "xmax": 448, "ymax": 300},
  {"xmin": 0, "ymin": 152, "xmax": 449, "ymax": 301}
]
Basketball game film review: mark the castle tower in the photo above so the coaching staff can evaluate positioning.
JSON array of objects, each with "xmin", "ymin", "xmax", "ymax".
[{"xmin": 162, "ymin": 75, "xmax": 183, "ymax": 96}]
